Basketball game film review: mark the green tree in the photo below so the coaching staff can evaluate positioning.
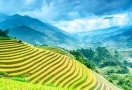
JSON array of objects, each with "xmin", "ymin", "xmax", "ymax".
[
  {"xmin": 79, "ymin": 48, "xmax": 95, "ymax": 60},
  {"xmin": 94, "ymin": 47, "xmax": 111, "ymax": 63},
  {"xmin": 0, "ymin": 29, "xmax": 9, "ymax": 37},
  {"xmin": 70, "ymin": 50, "xmax": 83, "ymax": 62},
  {"xmin": 70, "ymin": 50, "xmax": 97, "ymax": 71},
  {"xmin": 114, "ymin": 50, "xmax": 121, "ymax": 60}
]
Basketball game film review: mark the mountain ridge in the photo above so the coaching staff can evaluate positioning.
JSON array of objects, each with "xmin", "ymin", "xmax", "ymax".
[
  {"xmin": 0, "ymin": 14, "xmax": 79, "ymax": 49},
  {"xmin": 0, "ymin": 13, "xmax": 132, "ymax": 50}
]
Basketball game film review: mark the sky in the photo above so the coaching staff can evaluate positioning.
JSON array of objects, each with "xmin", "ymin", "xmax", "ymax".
[{"xmin": 0, "ymin": 0, "xmax": 132, "ymax": 33}]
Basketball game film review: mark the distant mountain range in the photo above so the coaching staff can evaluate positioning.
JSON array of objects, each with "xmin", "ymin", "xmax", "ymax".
[
  {"xmin": 76, "ymin": 26, "xmax": 132, "ymax": 50},
  {"xmin": 0, "ymin": 14, "xmax": 79, "ymax": 49},
  {"xmin": 0, "ymin": 13, "xmax": 9, "ymax": 21},
  {"xmin": 0, "ymin": 13, "xmax": 132, "ymax": 50},
  {"xmin": 103, "ymin": 28, "xmax": 132, "ymax": 50}
]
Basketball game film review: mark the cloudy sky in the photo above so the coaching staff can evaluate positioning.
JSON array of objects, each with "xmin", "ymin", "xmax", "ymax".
[{"xmin": 0, "ymin": 0, "xmax": 132, "ymax": 33}]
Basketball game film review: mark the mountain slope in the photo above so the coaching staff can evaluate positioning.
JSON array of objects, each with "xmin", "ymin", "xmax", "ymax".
[
  {"xmin": 0, "ymin": 14, "xmax": 78, "ymax": 49},
  {"xmin": 103, "ymin": 29, "xmax": 132, "ymax": 49},
  {"xmin": 75, "ymin": 26, "xmax": 132, "ymax": 49},
  {"xmin": 0, "ymin": 13, "xmax": 9, "ymax": 21},
  {"xmin": 104, "ymin": 29, "xmax": 132, "ymax": 42},
  {"xmin": 76, "ymin": 27, "xmax": 120, "ymax": 37},
  {"xmin": 0, "ymin": 39, "xmax": 121, "ymax": 90},
  {"xmin": 9, "ymin": 25, "xmax": 48, "ymax": 45}
]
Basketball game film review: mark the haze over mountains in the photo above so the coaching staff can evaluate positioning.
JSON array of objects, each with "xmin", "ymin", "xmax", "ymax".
[
  {"xmin": 76, "ymin": 26, "xmax": 132, "ymax": 50},
  {"xmin": 0, "ymin": 13, "xmax": 132, "ymax": 50},
  {"xmin": 0, "ymin": 14, "xmax": 79, "ymax": 49}
]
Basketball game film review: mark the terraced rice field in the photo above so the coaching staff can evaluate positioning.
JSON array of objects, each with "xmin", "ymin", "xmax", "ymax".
[{"xmin": 0, "ymin": 40, "xmax": 121, "ymax": 90}]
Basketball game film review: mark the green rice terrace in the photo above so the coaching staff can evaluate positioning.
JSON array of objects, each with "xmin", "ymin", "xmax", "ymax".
[{"xmin": 0, "ymin": 39, "xmax": 121, "ymax": 90}]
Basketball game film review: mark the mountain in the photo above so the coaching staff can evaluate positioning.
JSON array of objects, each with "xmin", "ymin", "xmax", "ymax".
[
  {"xmin": 75, "ymin": 27, "xmax": 121, "ymax": 44},
  {"xmin": 103, "ymin": 29, "xmax": 132, "ymax": 50},
  {"xmin": 9, "ymin": 25, "xmax": 48, "ymax": 45},
  {"xmin": 76, "ymin": 26, "xmax": 132, "ymax": 41},
  {"xmin": 0, "ymin": 14, "xmax": 78, "ymax": 49},
  {"xmin": 76, "ymin": 27, "xmax": 120, "ymax": 37},
  {"xmin": 1, "ymin": 14, "xmax": 131, "ymax": 50},
  {"xmin": 104, "ymin": 28, "xmax": 132, "ymax": 42},
  {"xmin": 75, "ymin": 26, "xmax": 132, "ymax": 49},
  {"xmin": 0, "ymin": 13, "xmax": 9, "ymax": 21}
]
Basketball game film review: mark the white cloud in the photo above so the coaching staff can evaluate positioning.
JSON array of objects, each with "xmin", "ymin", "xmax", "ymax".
[
  {"xmin": 53, "ymin": 12, "xmax": 132, "ymax": 33},
  {"xmin": 3, "ymin": 0, "xmax": 130, "ymax": 33},
  {"xmin": 111, "ymin": 13, "xmax": 128, "ymax": 26},
  {"xmin": 18, "ymin": 0, "xmax": 59, "ymax": 22}
]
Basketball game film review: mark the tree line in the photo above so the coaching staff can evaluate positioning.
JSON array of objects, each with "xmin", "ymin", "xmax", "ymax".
[{"xmin": 69, "ymin": 47, "xmax": 129, "ymax": 74}]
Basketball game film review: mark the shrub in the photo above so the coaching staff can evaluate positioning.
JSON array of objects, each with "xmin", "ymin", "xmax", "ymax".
[
  {"xmin": 0, "ymin": 72, "xmax": 8, "ymax": 77},
  {"xmin": 46, "ymin": 83, "xmax": 55, "ymax": 87},
  {"xmin": 10, "ymin": 77, "xmax": 28, "ymax": 82}
]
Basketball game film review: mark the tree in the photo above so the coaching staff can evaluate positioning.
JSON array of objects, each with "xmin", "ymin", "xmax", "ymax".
[
  {"xmin": 0, "ymin": 29, "xmax": 9, "ymax": 37},
  {"xmin": 114, "ymin": 50, "xmax": 121, "ymax": 60},
  {"xmin": 94, "ymin": 47, "xmax": 111, "ymax": 63},
  {"xmin": 70, "ymin": 50, "xmax": 97, "ymax": 71},
  {"xmin": 70, "ymin": 50, "xmax": 83, "ymax": 62},
  {"xmin": 4, "ymin": 29, "xmax": 9, "ymax": 35},
  {"xmin": 123, "ymin": 60, "xmax": 128, "ymax": 65},
  {"xmin": 79, "ymin": 48, "xmax": 95, "ymax": 60}
]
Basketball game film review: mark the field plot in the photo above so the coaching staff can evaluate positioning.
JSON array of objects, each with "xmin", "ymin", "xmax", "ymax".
[{"xmin": 0, "ymin": 40, "xmax": 121, "ymax": 90}]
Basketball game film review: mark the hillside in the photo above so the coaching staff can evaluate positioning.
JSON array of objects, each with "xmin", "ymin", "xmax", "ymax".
[
  {"xmin": 76, "ymin": 27, "xmax": 120, "ymax": 38},
  {"xmin": 8, "ymin": 25, "xmax": 49, "ymax": 45},
  {"xmin": 0, "ymin": 13, "xmax": 8, "ymax": 21},
  {"xmin": 0, "ymin": 39, "xmax": 121, "ymax": 90},
  {"xmin": 75, "ymin": 26, "xmax": 132, "ymax": 50},
  {"xmin": 0, "ymin": 14, "xmax": 78, "ymax": 49},
  {"xmin": 104, "ymin": 29, "xmax": 132, "ymax": 42},
  {"xmin": 38, "ymin": 46, "xmax": 74, "ymax": 58},
  {"xmin": 103, "ymin": 29, "xmax": 132, "ymax": 50}
]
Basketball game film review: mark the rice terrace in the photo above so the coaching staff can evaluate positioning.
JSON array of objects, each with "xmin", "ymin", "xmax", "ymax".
[{"xmin": 0, "ymin": 39, "xmax": 121, "ymax": 90}]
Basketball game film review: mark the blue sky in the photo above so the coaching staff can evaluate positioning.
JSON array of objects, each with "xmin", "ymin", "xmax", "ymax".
[{"xmin": 0, "ymin": 0, "xmax": 132, "ymax": 33}]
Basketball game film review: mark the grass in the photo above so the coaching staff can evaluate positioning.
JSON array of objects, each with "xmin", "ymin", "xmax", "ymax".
[
  {"xmin": 99, "ymin": 66, "xmax": 122, "ymax": 74},
  {"xmin": 0, "ymin": 78, "xmax": 66, "ymax": 90},
  {"xmin": 104, "ymin": 74, "xmax": 132, "ymax": 90},
  {"xmin": 38, "ymin": 46, "xmax": 74, "ymax": 58},
  {"xmin": 9, "ymin": 77, "xmax": 29, "ymax": 82},
  {"xmin": 0, "ymin": 36, "xmax": 11, "ymax": 40}
]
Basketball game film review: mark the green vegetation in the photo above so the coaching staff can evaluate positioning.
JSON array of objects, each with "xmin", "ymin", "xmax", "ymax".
[
  {"xmin": 105, "ymin": 74, "xmax": 132, "ymax": 90},
  {"xmin": 0, "ymin": 78, "xmax": 65, "ymax": 90},
  {"xmin": 123, "ymin": 60, "xmax": 132, "ymax": 68},
  {"xmin": 0, "ymin": 29, "xmax": 10, "ymax": 40},
  {"xmin": 79, "ymin": 48, "xmax": 95, "ymax": 60},
  {"xmin": 100, "ymin": 65, "xmax": 129, "ymax": 75},
  {"xmin": 69, "ymin": 50, "xmax": 97, "ymax": 72},
  {"xmin": 38, "ymin": 46, "xmax": 74, "ymax": 58},
  {"xmin": 72, "ymin": 47, "xmax": 129, "ymax": 74},
  {"xmin": 70, "ymin": 47, "xmax": 131, "ymax": 89},
  {"xmin": 10, "ymin": 77, "xmax": 28, "ymax": 82},
  {"xmin": 0, "ymin": 29, "xmax": 9, "ymax": 37},
  {"xmin": 0, "ymin": 72, "xmax": 8, "ymax": 77}
]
